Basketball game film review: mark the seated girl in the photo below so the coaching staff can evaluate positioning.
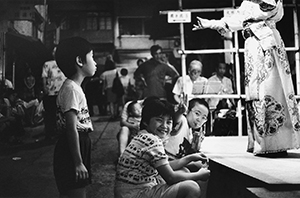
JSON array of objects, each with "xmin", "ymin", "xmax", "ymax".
[{"xmin": 115, "ymin": 97, "xmax": 210, "ymax": 198}]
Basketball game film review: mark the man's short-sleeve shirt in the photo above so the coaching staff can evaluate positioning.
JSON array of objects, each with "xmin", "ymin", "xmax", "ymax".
[
  {"xmin": 172, "ymin": 75, "xmax": 208, "ymax": 101},
  {"xmin": 42, "ymin": 60, "xmax": 66, "ymax": 96},
  {"xmin": 134, "ymin": 59, "xmax": 178, "ymax": 99}
]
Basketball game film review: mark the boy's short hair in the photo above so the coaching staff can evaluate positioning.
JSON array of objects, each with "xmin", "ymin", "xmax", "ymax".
[
  {"xmin": 140, "ymin": 98, "xmax": 174, "ymax": 130},
  {"xmin": 120, "ymin": 68, "xmax": 128, "ymax": 76},
  {"xmin": 55, "ymin": 37, "xmax": 93, "ymax": 78},
  {"xmin": 188, "ymin": 98, "xmax": 209, "ymax": 112}
]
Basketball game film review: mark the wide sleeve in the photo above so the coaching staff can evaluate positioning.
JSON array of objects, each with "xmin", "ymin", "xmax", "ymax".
[{"xmin": 221, "ymin": 0, "xmax": 283, "ymax": 32}]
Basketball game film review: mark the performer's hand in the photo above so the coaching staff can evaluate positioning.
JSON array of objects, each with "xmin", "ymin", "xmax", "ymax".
[{"xmin": 192, "ymin": 17, "xmax": 211, "ymax": 31}]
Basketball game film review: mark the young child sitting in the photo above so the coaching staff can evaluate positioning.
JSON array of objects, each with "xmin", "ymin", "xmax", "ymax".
[
  {"xmin": 115, "ymin": 97, "xmax": 210, "ymax": 198},
  {"xmin": 126, "ymin": 100, "xmax": 142, "ymax": 136},
  {"xmin": 117, "ymin": 99, "xmax": 143, "ymax": 156}
]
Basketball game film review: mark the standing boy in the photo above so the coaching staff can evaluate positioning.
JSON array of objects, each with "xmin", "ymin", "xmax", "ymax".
[{"xmin": 53, "ymin": 37, "xmax": 97, "ymax": 197}]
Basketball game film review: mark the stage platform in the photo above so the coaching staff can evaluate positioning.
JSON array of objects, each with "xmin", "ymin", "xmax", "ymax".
[{"xmin": 201, "ymin": 136, "xmax": 300, "ymax": 198}]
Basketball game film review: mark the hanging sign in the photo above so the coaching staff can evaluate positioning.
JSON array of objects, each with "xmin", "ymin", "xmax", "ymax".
[
  {"xmin": 223, "ymin": 9, "xmax": 239, "ymax": 17},
  {"xmin": 168, "ymin": 11, "xmax": 191, "ymax": 23}
]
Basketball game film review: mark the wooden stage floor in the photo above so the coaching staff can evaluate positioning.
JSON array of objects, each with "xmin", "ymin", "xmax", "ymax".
[{"xmin": 200, "ymin": 136, "xmax": 300, "ymax": 197}]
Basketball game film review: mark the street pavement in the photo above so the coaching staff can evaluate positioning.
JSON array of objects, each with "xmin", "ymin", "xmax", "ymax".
[{"xmin": 0, "ymin": 115, "xmax": 120, "ymax": 198}]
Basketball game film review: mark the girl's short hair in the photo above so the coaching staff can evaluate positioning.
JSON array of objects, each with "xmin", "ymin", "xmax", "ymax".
[
  {"xmin": 140, "ymin": 98, "xmax": 174, "ymax": 130},
  {"xmin": 55, "ymin": 37, "xmax": 93, "ymax": 78}
]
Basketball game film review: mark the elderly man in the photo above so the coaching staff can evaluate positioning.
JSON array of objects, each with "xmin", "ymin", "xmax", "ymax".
[{"xmin": 172, "ymin": 60, "xmax": 208, "ymax": 104}]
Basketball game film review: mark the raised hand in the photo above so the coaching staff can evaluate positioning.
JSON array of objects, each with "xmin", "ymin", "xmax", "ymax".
[{"xmin": 192, "ymin": 17, "xmax": 211, "ymax": 31}]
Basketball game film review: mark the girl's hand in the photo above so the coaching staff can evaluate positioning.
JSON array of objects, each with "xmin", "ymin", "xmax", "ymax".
[
  {"xmin": 197, "ymin": 168, "xmax": 211, "ymax": 181},
  {"xmin": 189, "ymin": 152, "xmax": 208, "ymax": 163},
  {"xmin": 75, "ymin": 163, "xmax": 89, "ymax": 182}
]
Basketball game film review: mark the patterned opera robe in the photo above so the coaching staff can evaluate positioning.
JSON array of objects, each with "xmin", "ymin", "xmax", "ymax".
[{"xmin": 220, "ymin": 0, "xmax": 300, "ymax": 154}]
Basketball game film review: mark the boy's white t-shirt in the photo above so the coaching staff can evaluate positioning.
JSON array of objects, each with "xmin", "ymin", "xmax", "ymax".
[
  {"xmin": 56, "ymin": 79, "xmax": 93, "ymax": 133},
  {"xmin": 164, "ymin": 115, "xmax": 193, "ymax": 159}
]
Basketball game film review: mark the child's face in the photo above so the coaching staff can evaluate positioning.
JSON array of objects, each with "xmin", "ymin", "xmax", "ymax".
[
  {"xmin": 83, "ymin": 50, "xmax": 97, "ymax": 77},
  {"xmin": 147, "ymin": 114, "xmax": 173, "ymax": 140},
  {"xmin": 130, "ymin": 103, "xmax": 142, "ymax": 118},
  {"xmin": 187, "ymin": 103, "xmax": 208, "ymax": 129}
]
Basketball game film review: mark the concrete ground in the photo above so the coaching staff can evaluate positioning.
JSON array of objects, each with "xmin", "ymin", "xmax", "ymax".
[{"xmin": 0, "ymin": 115, "xmax": 120, "ymax": 198}]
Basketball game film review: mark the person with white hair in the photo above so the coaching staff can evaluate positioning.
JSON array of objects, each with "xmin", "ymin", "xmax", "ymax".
[{"xmin": 172, "ymin": 60, "xmax": 208, "ymax": 104}]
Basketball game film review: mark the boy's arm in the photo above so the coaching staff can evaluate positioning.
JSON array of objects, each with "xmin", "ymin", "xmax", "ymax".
[
  {"xmin": 170, "ymin": 101, "xmax": 187, "ymax": 136},
  {"xmin": 65, "ymin": 110, "xmax": 89, "ymax": 181}
]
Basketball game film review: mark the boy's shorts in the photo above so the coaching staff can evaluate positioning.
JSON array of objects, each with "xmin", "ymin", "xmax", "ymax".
[{"xmin": 53, "ymin": 131, "xmax": 91, "ymax": 195}]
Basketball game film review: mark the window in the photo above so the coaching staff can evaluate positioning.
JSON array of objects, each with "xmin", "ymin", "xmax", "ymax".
[
  {"xmin": 99, "ymin": 12, "xmax": 112, "ymax": 30},
  {"xmin": 61, "ymin": 12, "xmax": 112, "ymax": 30},
  {"xmin": 119, "ymin": 17, "xmax": 150, "ymax": 36},
  {"xmin": 87, "ymin": 12, "xmax": 98, "ymax": 30}
]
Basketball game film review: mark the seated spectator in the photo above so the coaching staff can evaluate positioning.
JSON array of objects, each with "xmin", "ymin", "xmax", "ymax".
[
  {"xmin": 117, "ymin": 99, "xmax": 143, "ymax": 156},
  {"xmin": 115, "ymin": 97, "xmax": 210, "ymax": 198},
  {"xmin": 0, "ymin": 89, "xmax": 26, "ymax": 144},
  {"xmin": 5, "ymin": 88, "xmax": 40, "ymax": 127},
  {"xmin": 22, "ymin": 67, "xmax": 36, "ymax": 102},
  {"xmin": 0, "ymin": 75, "xmax": 14, "ymax": 90},
  {"xmin": 206, "ymin": 62, "xmax": 234, "ymax": 110},
  {"xmin": 173, "ymin": 60, "xmax": 208, "ymax": 104}
]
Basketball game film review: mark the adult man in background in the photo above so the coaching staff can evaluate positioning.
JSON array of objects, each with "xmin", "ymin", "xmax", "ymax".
[
  {"xmin": 42, "ymin": 45, "xmax": 66, "ymax": 141},
  {"xmin": 134, "ymin": 45, "xmax": 178, "ymax": 100}
]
